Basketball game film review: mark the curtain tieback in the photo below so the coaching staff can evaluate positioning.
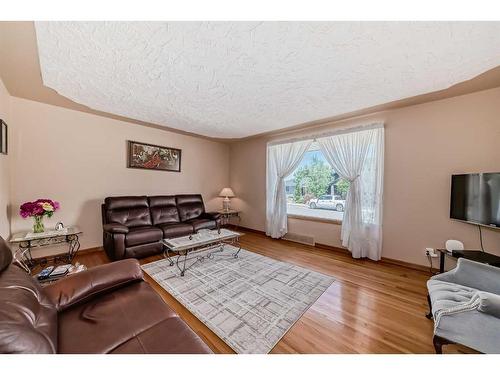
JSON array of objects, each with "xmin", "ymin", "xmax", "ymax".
[{"xmin": 347, "ymin": 174, "xmax": 361, "ymax": 183}]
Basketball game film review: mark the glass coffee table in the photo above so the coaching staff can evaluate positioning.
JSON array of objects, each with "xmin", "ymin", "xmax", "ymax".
[{"xmin": 161, "ymin": 228, "xmax": 243, "ymax": 276}]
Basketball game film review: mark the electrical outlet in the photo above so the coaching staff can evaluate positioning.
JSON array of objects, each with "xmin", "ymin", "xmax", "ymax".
[{"xmin": 425, "ymin": 248, "xmax": 438, "ymax": 258}]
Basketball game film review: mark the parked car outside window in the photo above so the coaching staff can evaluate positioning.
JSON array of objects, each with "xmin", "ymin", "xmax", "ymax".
[{"xmin": 309, "ymin": 195, "xmax": 345, "ymax": 212}]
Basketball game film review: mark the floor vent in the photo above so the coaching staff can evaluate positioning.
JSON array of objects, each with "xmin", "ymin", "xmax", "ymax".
[{"xmin": 283, "ymin": 232, "xmax": 315, "ymax": 246}]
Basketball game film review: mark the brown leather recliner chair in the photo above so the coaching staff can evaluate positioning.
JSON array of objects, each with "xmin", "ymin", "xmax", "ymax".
[
  {"xmin": 102, "ymin": 194, "xmax": 221, "ymax": 260},
  {"xmin": 0, "ymin": 236, "xmax": 212, "ymax": 354}
]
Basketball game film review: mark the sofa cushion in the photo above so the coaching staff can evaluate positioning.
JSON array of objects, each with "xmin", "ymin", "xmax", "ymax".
[
  {"xmin": 0, "ymin": 265, "xmax": 58, "ymax": 354},
  {"xmin": 105, "ymin": 196, "xmax": 148, "ymax": 211},
  {"xmin": 176, "ymin": 194, "xmax": 205, "ymax": 222},
  {"xmin": 107, "ymin": 208, "xmax": 152, "ymax": 228},
  {"xmin": 477, "ymin": 291, "xmax": 500, "ymax": 318},
  {"xmin": 124, "ymin": 242, "xmax": 164, "ymax": 259},
  {"xmin": 149, "ymin": 196, "xmax": 180, "ymax": 225},
  {"xmin": 110, "ymin": 316, "xmax": 212, "ymax": 354},
  {"xmin": 427, "ymin": 279, "xmax": 478, "ymax": 316},
  {"xmin": 57, "ymin": 282, "xmax": 178, "ymax": 353},
  {"xmin": 125, "ymin": 226, "xmax": 163, "ymax": 247},
  {"xmin": 159, "ymin": 223, "xmax": 194, "ymax": 239},
  {"xmin": 105, "ymin": 196, "xmax": 152, "ymax": 228},
  {"xmin": 186, "ymin": 218, "xmax": 217, "ymax": 232}
]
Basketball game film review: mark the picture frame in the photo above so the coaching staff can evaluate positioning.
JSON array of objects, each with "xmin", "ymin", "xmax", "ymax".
[
  {"xmin": 127, "ymin": 140, "xmax": 181, "ymax": 172},
  {"xmin": 0, "ymin": 120, "xmax": 7, "ymax": 155}
]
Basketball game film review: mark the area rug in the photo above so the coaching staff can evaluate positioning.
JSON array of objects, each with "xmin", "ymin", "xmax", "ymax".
[{"xmin": 141, "ymin": 246, "xmax": 334, "ymax": 353}]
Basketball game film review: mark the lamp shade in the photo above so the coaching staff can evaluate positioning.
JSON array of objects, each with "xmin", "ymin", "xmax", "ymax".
[{"xmin": 219, "ymin": 187, "xmax": 235, "ymax": 198}]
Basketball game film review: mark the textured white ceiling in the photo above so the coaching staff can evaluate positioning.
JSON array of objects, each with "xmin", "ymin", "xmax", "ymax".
[{"xmin": 35, "ymin": 22, "xmax": 500, "ymax": 138}]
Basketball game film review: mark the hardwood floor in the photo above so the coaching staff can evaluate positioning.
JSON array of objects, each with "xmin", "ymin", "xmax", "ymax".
[{"xmin": 75, "ymin": 228, "xmax": 474, "ymax": 354}]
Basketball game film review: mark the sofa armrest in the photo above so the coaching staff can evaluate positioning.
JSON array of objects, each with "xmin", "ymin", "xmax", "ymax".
[
  {"xmin": 44, "ymin": 259, "xmax": 143, "ymax": 311},
  {"xmin": 431, "ymin": 258, "xmax": 500, "ymax": 294},
  {"xmin": 202, "ymin": 212, "xmax": 221, "ymax": 221},
  {"xmin": 477, "ymin": 291, "xmax": 500, "ymax": 318},
  {"xmin": 430, "ymin": 269, "xmax": 458, "ymax": 283},
  {"xmin": 103, "ymin": 223, "xmax": 129, "ymax": 234}
]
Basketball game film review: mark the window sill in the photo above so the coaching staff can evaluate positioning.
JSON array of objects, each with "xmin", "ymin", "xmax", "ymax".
[{"xmin": 287, "ymin": 214, "xmax": 342, "ymax": 225}]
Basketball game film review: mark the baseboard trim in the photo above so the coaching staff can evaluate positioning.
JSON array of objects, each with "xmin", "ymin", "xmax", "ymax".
[
  {"xmin": 236, "ymin": 225, "xmax": 433, "ymax": 274},
  {"xmin": 317, "ymin": 240, "xmax": 433, "ymax": 273},
  {"xmin": 380, "ymin": 256, "xmax": 438, "ymax": 273},
  {"xmin": 229, "ymin": 225, "xmax": 266, "ymax": 236},
  {"xmin": 83, "ymin": 226, "xmax": 434, "ymax": 274},
  {"xmin": 287, "ymin": 214, "xmax": 342, "ymax": 225},
  {"xmin": 315, "ymin": 242, "xmax": 348, "ymax": 253},
  {"xmin": 78, "ymin": 246, "xmax": 104, "ymax": 254}
]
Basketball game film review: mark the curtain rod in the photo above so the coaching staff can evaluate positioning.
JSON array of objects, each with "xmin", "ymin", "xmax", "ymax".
[{"xmin": 267, "ymin": 122, "xmax": 384, "ymax": 147}]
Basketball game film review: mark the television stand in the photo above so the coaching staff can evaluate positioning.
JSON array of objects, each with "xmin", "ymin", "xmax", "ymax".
[{"xmin": 436, "ymin": 249, "xmax": 500, "ymax": 273}]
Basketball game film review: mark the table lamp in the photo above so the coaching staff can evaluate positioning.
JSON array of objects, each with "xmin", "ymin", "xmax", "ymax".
[{"xmin": 219, "ymin": 187, "xmax": 235, "ymax": 211}]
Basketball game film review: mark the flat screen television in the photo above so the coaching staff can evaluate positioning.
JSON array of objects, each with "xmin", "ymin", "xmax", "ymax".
[{"xmin": 450, "ymin": 173, "xmax": 500, "ymax": 228}]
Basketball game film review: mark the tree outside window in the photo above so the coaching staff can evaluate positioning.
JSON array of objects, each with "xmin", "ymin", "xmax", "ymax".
[{"xmin": 286, "ymin": 146, "xmax": 349, "ymax": 221}]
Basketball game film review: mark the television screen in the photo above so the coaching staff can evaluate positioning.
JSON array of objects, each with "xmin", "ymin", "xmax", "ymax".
[{"xmin": 450, "ymin": 173, "xmax": 500, "ymax": 228}]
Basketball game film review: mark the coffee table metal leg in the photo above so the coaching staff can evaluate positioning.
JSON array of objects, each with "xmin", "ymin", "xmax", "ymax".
[
  {"xmin": 163, "ymin": 246, "xmax": 174, "ymax": 266},
  {"xmin": 176, "ymin": 250, "xmax": 188, "ymax": 276},
  {"xmin": 182, "ymin": 250, "xmax": 188, "ymax": 276},
  {"xmin": 232, "ymin": 238, "xmax": 242, "ymax": 258},
  {"xmin": 207, "ymin": 242, "xmax": 224, "ymax": 259}
]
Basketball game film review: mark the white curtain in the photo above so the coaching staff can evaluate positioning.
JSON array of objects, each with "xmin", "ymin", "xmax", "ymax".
[
  {"xmin": 266, "ymin": 139, "xmax": 312, "ymax": 238},
  {"xmin": 317, "ymin": 125, "xmax": 384, "ymax": 260}
]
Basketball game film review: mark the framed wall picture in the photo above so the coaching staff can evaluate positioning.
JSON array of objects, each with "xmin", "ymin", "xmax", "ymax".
[
  {"xmin": 127, "ymin": 140, "xmax": 181, "ymax": 172},
  {"xmin": 0, "ymin": 120, "xmax": 7, "ymax": 155}
]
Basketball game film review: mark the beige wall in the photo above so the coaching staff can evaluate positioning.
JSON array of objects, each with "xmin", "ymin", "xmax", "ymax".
[
  {"xmin": 3, "ymin": 76, "xmax": 500, "ymax": 267},
  {"xmin": 0, "ymin": 79, "xmax": 12, "ymax": 239},
  {"xmin": 9, "ymin": 97, "xmax": 230, "ymax": 250},
  {"xmin": 230, "ymin": 87, "xmax": 500, "ymax": 266},
  {"xmin": 0, "ymin": 78, "xmax": 11, "ymax": 239}
]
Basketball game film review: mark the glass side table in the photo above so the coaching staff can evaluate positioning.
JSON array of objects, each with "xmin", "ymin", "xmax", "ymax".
[
  {"xmin": 217, "ymin": 210, "xmax": 241, "ymax": 228},
  {"xmin": 10, "ymin": 227, "xmax": 82, "ymax": 274}
]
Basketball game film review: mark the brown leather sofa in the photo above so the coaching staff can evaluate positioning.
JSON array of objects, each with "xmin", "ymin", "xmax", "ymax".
[
  {"xmin": 102, "ymin": 194, "xmax": 221, "ymax": 260},
  {"xmin": 0, "ymin": 235, "xmax": 212, "ymax": 354}
]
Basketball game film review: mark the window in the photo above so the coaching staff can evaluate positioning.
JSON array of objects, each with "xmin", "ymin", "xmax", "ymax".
[{"xmin": 285, "ymin": 142, "xmax": 349, "ymax": 221}]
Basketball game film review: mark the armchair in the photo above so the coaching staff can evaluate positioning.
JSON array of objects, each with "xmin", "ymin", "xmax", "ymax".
[{"xmin": 427, "ymin": 258, "xmax": 500, "ymax": 353}]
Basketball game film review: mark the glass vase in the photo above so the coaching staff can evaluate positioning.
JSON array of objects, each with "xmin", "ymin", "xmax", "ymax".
[{"xmin": 33, "ymin": 215, "xmax": 45, "ymax": 233}]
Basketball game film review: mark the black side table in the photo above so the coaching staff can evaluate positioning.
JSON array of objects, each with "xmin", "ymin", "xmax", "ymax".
[{"xmin": 436, "ymin": 249, "xmax": 500, "ymax": 273}]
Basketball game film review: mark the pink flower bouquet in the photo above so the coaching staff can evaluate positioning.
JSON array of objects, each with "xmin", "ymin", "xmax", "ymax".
[{"xmin": 20, "ymin": 199, "xmax": 60, "ymax": 233}]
